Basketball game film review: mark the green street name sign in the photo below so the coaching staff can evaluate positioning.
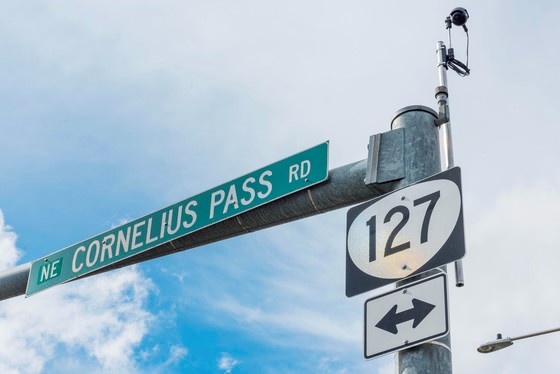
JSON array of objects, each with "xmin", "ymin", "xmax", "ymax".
[{"xmin": 26, "ymin": 142, "xmax": 329, "ymax": 296}]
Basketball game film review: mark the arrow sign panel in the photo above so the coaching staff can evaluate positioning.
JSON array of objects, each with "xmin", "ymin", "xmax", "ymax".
[{"xmin": 364, "ymin": 273, "xmax": 449, "ymax": 360}]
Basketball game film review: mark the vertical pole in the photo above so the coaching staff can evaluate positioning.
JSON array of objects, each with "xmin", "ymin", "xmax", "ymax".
[
  {"xmin": 436, "ymin": 41, "xmax": 465, "ymax": 287},
  {"xmin": 391, "ymin": 106, "xmax": 452, "ymax": 373},
  {"xmin": 436, "ymin": 41, "xmax": 452, "ymax": 168}
]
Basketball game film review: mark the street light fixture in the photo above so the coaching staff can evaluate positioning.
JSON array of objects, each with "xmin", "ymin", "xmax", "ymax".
[
  {"xmin": 477, "ymin": 327, "xmax": 560, "ymax": 354},
  {"xmin": 477, "ymin": 334, "xmax": 513, "ymax": 353}
]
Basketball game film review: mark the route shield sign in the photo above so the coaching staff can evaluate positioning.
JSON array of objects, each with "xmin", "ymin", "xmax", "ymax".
[
  {"xmin": 27, "ymin": 142, "xmax": 329, "ymax": 296},
  {"xmin": 346, "ymin": 167, "xmax": 465, "ymax": 297},
  {"xmin": 364, "ymin": 272, "xmax": 449, "ymax": 359}
]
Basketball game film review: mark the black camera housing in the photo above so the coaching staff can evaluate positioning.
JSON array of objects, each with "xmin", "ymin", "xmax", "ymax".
[{"xmin": 450, "ymin": 7, "xmax": 469, "ymax": 27}]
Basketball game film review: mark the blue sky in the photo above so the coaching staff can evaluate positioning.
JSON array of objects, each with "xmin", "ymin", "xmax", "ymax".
[{"xmin": 1, "ymin": 1, "xmax": 560, "ymax": 373}]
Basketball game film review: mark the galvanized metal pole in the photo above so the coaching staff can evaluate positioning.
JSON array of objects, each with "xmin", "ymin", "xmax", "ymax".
[{"xmin": 393, "ymin": 106, "xmax": 452, "ymax": 373}]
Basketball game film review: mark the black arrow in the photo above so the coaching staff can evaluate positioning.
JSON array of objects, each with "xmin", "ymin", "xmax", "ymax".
[{"xmin": 375, "ymin": 298, "xmax": 435, "ymax": 335}]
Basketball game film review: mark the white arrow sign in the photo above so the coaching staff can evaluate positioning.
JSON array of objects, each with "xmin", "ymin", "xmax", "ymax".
[
  {"xmin": 346, "ymin": 167, "xmax": 465, "ymax": 297},
  {"xmin": 364, "ymin": 272, "xmax": 449, "ymax": 359}
]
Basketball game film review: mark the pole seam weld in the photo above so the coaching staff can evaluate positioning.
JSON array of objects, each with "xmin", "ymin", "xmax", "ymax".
[
  {"xmin": 235, "ymin": 216, "xmax": 251, "ymax": 232},
  {"xmin": 307, "ymin": 189, "xmax": 321, "ymax": 213},
  {"xmin": 426, "ymin": 340, "xmax": 452, "ymax": 352}
]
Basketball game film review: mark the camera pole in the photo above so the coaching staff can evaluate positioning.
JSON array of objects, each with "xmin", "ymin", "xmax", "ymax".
[{"xmin": 436, "ymin": 40, "xmax": 465, "ymax": 287}]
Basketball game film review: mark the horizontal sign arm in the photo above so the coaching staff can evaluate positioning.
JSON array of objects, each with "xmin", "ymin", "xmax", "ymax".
[{"xmin": 0, "ymin": 159, "xmax": 399, "ymax": 301}]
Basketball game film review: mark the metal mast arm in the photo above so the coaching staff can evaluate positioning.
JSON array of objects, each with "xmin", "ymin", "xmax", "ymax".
[{"xmin": 0, "ymin": 159, "xmax": 398, "ymax": 301}]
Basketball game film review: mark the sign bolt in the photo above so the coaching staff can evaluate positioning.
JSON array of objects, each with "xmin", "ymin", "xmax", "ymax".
[
  {"xmin": 404, "ymin": 340, "xmax": 409, "ymax": 345},
  {"xmin": 403, "ymin": 289, "xmax": 408, "ymax": 294},
  {"xmin": 401, "ymin": 264, "xmax": 408, "ymax": 270}
]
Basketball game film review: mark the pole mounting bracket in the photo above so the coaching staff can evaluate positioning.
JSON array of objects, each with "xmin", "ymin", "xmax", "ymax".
[{"xmin": 365, "ymin": 128, "xmax": 405, "ymax": 185}]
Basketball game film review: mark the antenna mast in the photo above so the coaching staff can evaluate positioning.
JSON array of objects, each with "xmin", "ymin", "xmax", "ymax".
[{"xmin": 435, "ymin": 7, "xmax": 470, "ymax": 287}]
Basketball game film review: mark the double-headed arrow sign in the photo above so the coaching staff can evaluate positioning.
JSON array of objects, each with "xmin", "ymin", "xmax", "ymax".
[{"xmin": 364, "ymin": 273, "xmax": 449, "ymax": 359}]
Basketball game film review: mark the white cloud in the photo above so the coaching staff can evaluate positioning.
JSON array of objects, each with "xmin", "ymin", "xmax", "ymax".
[
  {"xmin": 0, "ymin": 210, "xmax": 156, "ymax": 373},
  {"xmin": 183, "ymin": 176, "xmax": 560, "ymax": 373},
  {"xmin": 111, "ymin": 217, "xmax": 132, "ymax": 228},
  {"xmin": 218, "ymin": 353, "xmax": 239, "ymax": 374},
  {"xmin": 2, "ymin": 1, "xmax": 560, "ymax": 373},
  {"xmin": 379, "ymin": 361, "xmax": 395, "ymax": 374},
  {"xmin": 139, "ymin": 344, "xmax": 160, "ymax": 361},
  {"xmin": 452, "ymin": 180, "xmax": 560, "ymax": 373},
  {"xmin": 317, "ymin": 356, "xmax": 353, "ymax": 374},
  {"xmin": 197, "ymin": 214, "xmax": 361, "ymax": 346},
  {"xmin": 163, "ymin": 345, "xmax": 188, "ymax": 367},
  {"xmin": 184, "ymin": 213, "xmax": 392, "ymax": 372},
  {"xmin": 0, "ymin": 210, "xmax": 20, "ymax": 271}
]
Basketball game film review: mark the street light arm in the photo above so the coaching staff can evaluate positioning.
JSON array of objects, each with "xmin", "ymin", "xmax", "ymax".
[{"xmin": 511, "ymin": 327, "xmax": 560, "ymax": 342}]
